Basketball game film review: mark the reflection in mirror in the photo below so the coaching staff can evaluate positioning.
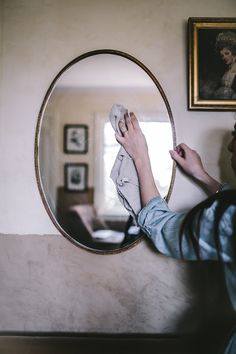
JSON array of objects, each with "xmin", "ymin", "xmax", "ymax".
[{"xmin": 36, "ymin": 50, "xmax": 175, "ymax": 253}]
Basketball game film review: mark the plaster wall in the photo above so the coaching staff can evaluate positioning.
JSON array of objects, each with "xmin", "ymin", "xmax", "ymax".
[{"xmin": 0, "ymin": 0, "xmax": 235, "ymax": 333}]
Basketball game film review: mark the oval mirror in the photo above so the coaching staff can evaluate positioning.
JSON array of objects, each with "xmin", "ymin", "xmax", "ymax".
[{"xmin": 35, "ymin": 50, "xmax": 176, "ymax": 254}]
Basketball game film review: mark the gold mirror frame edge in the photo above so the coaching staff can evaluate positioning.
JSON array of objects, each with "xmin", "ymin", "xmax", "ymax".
[{"xmin": 34, "ymin": 49, "xmax": 176, "ymax": 255}]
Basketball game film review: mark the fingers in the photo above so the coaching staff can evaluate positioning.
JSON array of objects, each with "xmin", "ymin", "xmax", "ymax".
[
  {"xmin": 176, "ymin": 143, "xmax": 187, "ymax": 155},
  {"xmin": 130, "ymin": 112, "xmax": 140, "ymax": 129},
  {"xmin": 169, "ymin": 149, "xmax": 184, "ymax": 164},
  {"xmin": 118, "ymin": 111, "xmax": 140, "ymax": 138},
  {"xmin": 169, "ymin": 145, "xmax": 185, "ymax": 160},
  {"xmin": 115, "ymin": 133, "xmax": 125, "ymax": 144},
  {"xmin": 177, "ymin": 143, "xmax": 189, "ymax": 149},
  {"xmin": 170, "ymin": 143, "xmax": 191, "ymax": 164},
  {"xmin": 118, "ymin": 118, "xmax": 128, "ymax": 136},
  {"xmin": 174, "ymin": 143, "xmax": 196, "ymax": 159},
  {"xmin": 124, "ymin": 112, "xmax": 133, "ymax": 131},
  {"xmin": 174, "ymin": 145, "xmax": 184, "ymax": 158},
  {"xmin": 176, "ymin": 143, "xmax": 194, "ymax": 153},
  {"xmin": 118, "ymin": 112, "xmax": 135, "ymax": 135}
]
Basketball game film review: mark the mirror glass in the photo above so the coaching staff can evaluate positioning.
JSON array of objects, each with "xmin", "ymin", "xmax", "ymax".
[{"xmin": 35, "ymin": 50, "xmax": 175, "ymax": 253}]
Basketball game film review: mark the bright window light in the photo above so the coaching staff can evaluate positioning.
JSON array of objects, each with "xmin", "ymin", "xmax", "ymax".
[{"xmin": 101, "ymin": 120, "xmax": 173, "ymax": 217}]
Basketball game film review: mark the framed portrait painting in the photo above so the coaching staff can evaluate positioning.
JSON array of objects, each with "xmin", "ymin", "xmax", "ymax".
[
  {"xmin": 188, "ymin": 18, "xmax": 236, "ymax": 110},
  {"xmin": 64, "ymin": 163, "xmax": 88, "ymax": 192},
  {"xmin": 64, "ymin": 124, "xmax": 88, "ymax": 153}
]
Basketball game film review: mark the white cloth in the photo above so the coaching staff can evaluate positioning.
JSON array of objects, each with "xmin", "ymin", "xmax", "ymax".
[
  {"xmin": 92, "ymin": 230, "xmax": 125, "ymax": 244},
  {"xmin": 109, "ymin": 104, "xmax": 141, "ymax": 222}
]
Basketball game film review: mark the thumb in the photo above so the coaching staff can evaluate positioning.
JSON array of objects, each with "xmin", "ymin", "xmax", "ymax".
[
  {"xmin": 115, "ymin": 133, "xmax": 125, "ymax": 145},
  {"xmin": 169, "ymin": 150, "xmax": 184, "ymax": 165}
]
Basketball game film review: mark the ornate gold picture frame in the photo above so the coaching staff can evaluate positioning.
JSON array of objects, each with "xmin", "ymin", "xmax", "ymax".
[{"xmin": 188, "ymin": 17, "xmax": 236, "ymax": 110}]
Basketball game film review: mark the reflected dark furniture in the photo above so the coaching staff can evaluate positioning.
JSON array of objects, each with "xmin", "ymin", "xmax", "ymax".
[
  {"xmin": 57, "ymin": 186, "xmax": 94, "ymax": 223},
  {"xmin": 56, "ymin": 187, "xmax": 128, "ymax": 251}
]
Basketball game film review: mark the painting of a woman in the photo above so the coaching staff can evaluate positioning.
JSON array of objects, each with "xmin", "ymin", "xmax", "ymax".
[
  {"xmin": 198, "ymin": 30, "xmax": 236, "ymax": 101},
  {"xmin": 214, "ymin": 31, "xmax": 236, "ymax": 99}
]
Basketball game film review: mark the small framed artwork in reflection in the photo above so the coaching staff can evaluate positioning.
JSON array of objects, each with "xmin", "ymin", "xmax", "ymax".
[
  {"xmin": 64, "ymin": 124, "xmax": 88, "ymax": 153},
  {"xmin": 64, "ymin": 163, "xmax": 88, "ymax": 192},
  {"xmin": 188, "ymin": 17, "xmax": 236, "ymax": 110}
]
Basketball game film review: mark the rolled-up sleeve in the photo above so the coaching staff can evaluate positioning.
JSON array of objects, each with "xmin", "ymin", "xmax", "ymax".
[
  {"xmin": 137, "ymin": 197, "xmax": 197, "ymax": 260},
  {"xmin": 138, "ymin": 192, "xmax": 236, "ymax": 316},
  {"xmin": 137, "ymin": 195, "xmax": 235, "ymax": 262}
]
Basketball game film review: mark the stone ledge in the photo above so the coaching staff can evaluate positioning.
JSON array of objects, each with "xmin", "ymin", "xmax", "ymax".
[{"xmin": 0, "ymin": 332, "xmax": 207, "ymax": 354}]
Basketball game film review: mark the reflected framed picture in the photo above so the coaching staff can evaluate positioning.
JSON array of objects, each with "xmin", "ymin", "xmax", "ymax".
[
  {"xmin": 64, "ymin": 163, "xmax": 88, "ymax": 192},
  {"xmin": 64, "ymin": 124, "xmax": 88, "ymax": 153},
  {"xmin": 188, "ymin": 17, "xmax": 236, "ymax": 110}
]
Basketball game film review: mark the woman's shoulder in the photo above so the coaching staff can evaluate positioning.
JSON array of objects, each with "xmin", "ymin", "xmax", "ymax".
[
  {"xmin": 217, "ymin": 189, "xmax": 236, "ymax": 221},
  {"xmin": 206, "ymin": 189, "xmax": 236, "ymax": 212},
  {"xmin": 201, "ymin": 189, "xmax": 236, "ymax": 231},
  {"xmin": 216, "ymin": 189, "xmax": 236, "ymax": 205},
  {"xmin": 191, "ymin": 189, "xmax": 236, "ymax": 228}
]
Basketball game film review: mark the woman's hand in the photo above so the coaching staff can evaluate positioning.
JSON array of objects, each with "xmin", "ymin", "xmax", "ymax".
[
  {"xmin": 169, "ymin": 143, "xmax": 221, "ymax": 194},
  {"xmin": 115, "ymin": 112, "xmax": 149, "ymax": 163},
  {"xmin": 115, "ymin": 112, "xmax": 160, "ymax": 205},
  {"xmin": 169, "ymin": 143, "xmax": 206, "ymax": 180}
]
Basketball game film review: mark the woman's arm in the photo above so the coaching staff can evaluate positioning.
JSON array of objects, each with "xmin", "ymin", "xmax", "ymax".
[
  {"xmin": 115, "ymin": 112, "xmax": 160, "ymax": 207},
  {"xmin": 116, "ymin": 112, "xmax": 221, "ymax": 206},
  {"xmin": 115, "ymin": 112, "xmax": 235, "ymax": 263}
]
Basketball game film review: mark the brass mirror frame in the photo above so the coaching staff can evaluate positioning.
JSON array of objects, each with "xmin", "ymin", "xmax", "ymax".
[{"xmin": 34, "ymin": 49, "xmax": 176, "ymax": 254}]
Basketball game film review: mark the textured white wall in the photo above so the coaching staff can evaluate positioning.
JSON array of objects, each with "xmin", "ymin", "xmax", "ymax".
[{"xmin": 0, "ymin": 0, "xmax": 235, "ymax": 333}]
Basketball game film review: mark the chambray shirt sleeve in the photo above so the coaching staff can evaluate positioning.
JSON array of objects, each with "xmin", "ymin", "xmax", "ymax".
[
  {"xmin": 137, "ymin": 196, "xmax": 197, "ymax": 260},
  {"xmin": 137, "ymin": 187, "xmax": 236, "ymax": 332},
  {"xmin": 137, "ymin": 193, "xmax": 236, "ymax": 262}
]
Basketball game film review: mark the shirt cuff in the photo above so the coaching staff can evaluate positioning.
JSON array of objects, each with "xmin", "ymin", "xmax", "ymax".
[{"xmin": 137, "ymin": 196, "xmax": 169, "ymax": 227}]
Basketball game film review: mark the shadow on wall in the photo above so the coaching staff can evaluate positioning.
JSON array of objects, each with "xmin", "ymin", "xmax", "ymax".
[{"xmin": 218, "ymin": 129, "xmax": 236, "ymax": 187}]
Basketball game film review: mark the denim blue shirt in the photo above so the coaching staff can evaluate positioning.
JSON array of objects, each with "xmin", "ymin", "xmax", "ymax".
[
  {"xmin": 137, "ymin": 191, "xmax": 236, "ymax": 354},
  {"xmin": 138, "ymin": 194, "xmax": 236, "ymax": 306}
]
